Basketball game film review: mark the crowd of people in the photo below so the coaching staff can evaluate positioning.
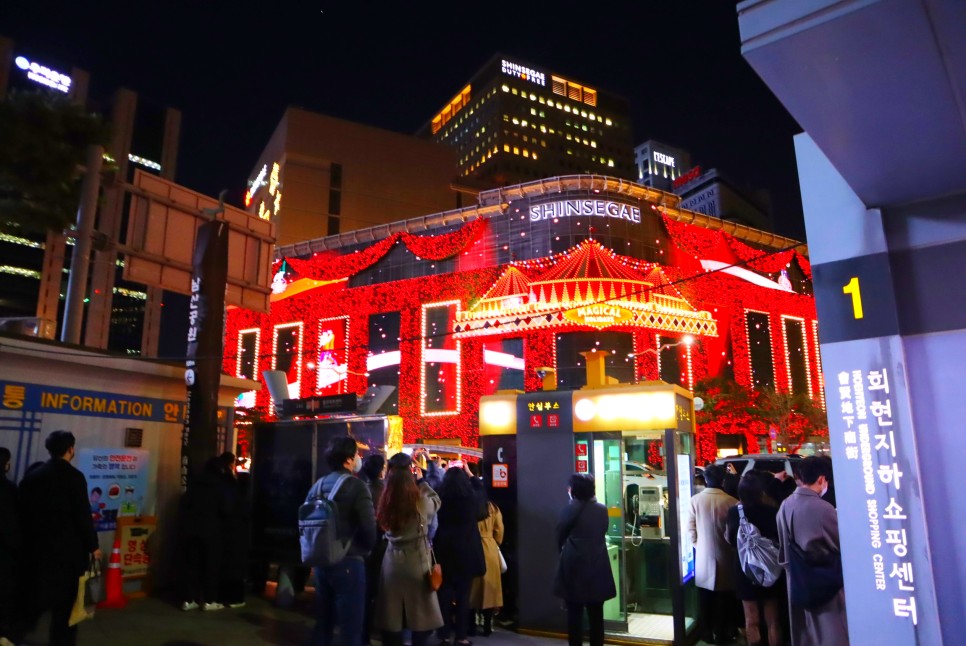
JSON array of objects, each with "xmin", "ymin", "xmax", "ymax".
[
  {"xmin": 0, "ymin": 430, "xmax": 847, "ymax": 646},
  {"xmin": 176, "ymin": 451, "xmax": 252, "ymax": 612},
  {"xmin": 688, "ymin": 456, "xmax": 847, "ymax": 646},
  {"xmin": 306, "ymin": 439, "xmax": 505, "ymax": 646}
]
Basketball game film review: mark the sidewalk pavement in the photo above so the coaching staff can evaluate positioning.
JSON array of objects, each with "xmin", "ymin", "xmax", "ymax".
[
  {"xmin": 22, "ymin": 593, "xmax": 569, "ymax": 646},
  {"xmin": 22, "ymin": 592, "xmax": 727, "ymax": 645}
]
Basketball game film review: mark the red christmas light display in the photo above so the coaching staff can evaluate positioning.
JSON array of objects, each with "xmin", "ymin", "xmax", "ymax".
[{"xmin": 226, "ymin": 212, "xmax": 821, "ymax": 459}]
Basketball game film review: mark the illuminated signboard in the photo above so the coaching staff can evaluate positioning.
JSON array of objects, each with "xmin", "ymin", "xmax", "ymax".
[
  {"xmin": 14, "ymin": 55, "xmax": 72, "ymax": 93},
  {"xmin": 654, "ymin": 151, "xmax": 676, "ymax": 168},
  {"xmin": 529, "ymin": 199, "xmax": 641, "ymax": 224},
  {"xmin": 247, "ymin": 162, "xmax": 281, "ymax": 221},
  {"xmin": 563, "ymin": 304, "xmax": 634, "ymax": 328},
  {"xmin": 501, "ymin": 59, "xmax": 546, "ymax": 87}
]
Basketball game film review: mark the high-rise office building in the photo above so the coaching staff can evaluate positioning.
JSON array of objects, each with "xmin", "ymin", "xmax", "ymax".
[
  {"xmin": 634, "ymin": 139, "xmax": 692, "ymax": 191},
  {"xmin": 417, "ymin": 55, "xmax": 636, "ymax": 187},
  {"xmin": 0, "ymin": 36, "xmax": 180, "ymax": 355}
]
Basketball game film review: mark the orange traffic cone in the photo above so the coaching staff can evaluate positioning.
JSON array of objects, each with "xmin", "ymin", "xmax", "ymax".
[{"xmin": 98, "ymin": 538, "xmax": 128, "ymax": 609}]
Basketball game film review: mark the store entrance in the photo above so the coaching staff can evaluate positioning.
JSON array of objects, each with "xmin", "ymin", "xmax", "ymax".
[{"xmin": 579, "ymin": 430, "xmax": 696, "ymax": 643}]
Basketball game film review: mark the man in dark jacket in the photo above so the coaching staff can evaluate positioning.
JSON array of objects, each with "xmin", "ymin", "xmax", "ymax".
[
  {"xmin": 0, "ymin": 446, "xmax": 21, "ymax": 646},
  {"xmin": 309, "ymin": 436, "xmax": 377, "ymax": 646},
  {"xmin": 18, "ymin": 431, "xmax": 101, "ymax": 646}
]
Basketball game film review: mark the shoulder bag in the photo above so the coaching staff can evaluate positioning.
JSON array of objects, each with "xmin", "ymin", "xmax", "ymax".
[
  {"xmin": 420, "ymin": 515, "xmax": 442, "ymax": 591},
  {"xmin": 786, "ymin": 515, "xmax": 843, "ymax": 608}
]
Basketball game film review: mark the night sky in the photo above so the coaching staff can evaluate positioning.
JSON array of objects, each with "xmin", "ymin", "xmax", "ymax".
[{"xmin": 3, "ymin": 1, "xmax": 806, "ymax": 240}]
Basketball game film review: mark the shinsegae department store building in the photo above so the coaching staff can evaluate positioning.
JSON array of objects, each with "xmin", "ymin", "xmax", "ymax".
[{"xmin": 225, "ymin": 175, "xmax": 817, "ymax": 463}]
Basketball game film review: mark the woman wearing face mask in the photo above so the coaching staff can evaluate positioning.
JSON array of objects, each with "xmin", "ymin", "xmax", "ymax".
[
  {"xmin": 306, "ymin": 437, "xmax": 377, "ymax": 646},
  {"xmin": 553, "ymin": 473, "xmax": 616, "ymax": 646}
]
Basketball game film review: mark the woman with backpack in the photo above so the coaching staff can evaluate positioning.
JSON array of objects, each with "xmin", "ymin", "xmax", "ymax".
[
  {"xmin": 726, "ymin": 471, "xmax": 784, "ymax": 646},
  {"xmin": 375, "ymin": 453, "xmax": 443, "ymax": 646}
]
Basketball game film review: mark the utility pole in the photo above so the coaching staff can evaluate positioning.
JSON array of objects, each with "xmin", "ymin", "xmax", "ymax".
[{"xmin": 61, "ymin": 145, "xmax": 104, "ymax": 345}]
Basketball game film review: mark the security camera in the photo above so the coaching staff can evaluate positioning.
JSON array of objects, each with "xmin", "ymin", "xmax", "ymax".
[{"xmin": 536, "ymin": 366, "xmax": 556, "ymax": 379}]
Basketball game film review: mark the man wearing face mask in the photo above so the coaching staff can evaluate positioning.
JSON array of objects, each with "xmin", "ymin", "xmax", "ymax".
[
  {"xmin": 776, "ymin": 456, "xmax": 848, "ymax": 646},
  {"xmin": 308, "ymin": 436, "xmax": 377, "ymax": 646}
]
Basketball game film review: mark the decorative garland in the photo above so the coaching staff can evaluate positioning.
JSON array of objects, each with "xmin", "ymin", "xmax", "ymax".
[{"xmin": 279, "ymin": 217, "xmax": 488, "ymax": 281}]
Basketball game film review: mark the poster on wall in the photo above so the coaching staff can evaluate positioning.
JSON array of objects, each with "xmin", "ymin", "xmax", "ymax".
[{"xmin": 77, "ymin": 449, "xmax": 150, "ymax": 532}]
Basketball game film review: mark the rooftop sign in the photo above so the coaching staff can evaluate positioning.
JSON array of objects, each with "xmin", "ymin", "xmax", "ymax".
[
  {"xmin": 14, "ymin": 55, "xmax": 71, "ymax": 93},
  {"xmin": 529, "ymin": 199, "xmax": 641, "ymax": 223},
  {"xmin": 501, "ymin": 59, "xmax": 545, "ymax": 87}
]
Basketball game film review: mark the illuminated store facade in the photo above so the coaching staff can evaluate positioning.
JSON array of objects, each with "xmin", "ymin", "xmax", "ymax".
[
  {"xmin": 225, "ymin": 175, "xmax": 817, "ymax": 463},
  {"xmin": 418, "ymin": 55, "xmax": 636, "ymax": 187}
]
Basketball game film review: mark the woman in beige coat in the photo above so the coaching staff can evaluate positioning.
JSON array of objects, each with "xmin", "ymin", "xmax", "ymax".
[{"xmin": 470, "ymin": 501, "xmax": 504, "ymax": 636}]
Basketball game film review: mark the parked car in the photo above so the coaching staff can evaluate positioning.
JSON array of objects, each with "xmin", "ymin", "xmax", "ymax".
[{"xmin": 714, "ymin": 453, "xmax": 803, "ymax": 477}]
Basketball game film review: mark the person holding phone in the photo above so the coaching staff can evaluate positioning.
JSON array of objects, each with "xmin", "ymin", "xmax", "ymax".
[{"xmin": 433, "ymin": 460, "xmax": 487, "ymax": 645}]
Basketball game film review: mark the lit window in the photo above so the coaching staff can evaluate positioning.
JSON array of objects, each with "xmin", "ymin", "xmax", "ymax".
[
  {"xmin": 541, "ymin": 140, "xmax": 547, "ymax": 147},
  {"xmin": 589, "ymin": 112, "xmax": 596, "ymax": 120},
  {"xmin": 511, "ymin": 88, "xmax": 518, "ymax": 95},
  {"xmin": 512, "ymin": 118, "xmax": 519, "ymax": 124},
  {"xmin": 532, "ymin": 152, "xmax": 538, "ymax": 160},
  {"xmin": 502, "ymin": 85, "xmax": 509, "ymax": 92},
  {"xmin": 504, "ymin": 144, "xmax": 510, "ymax": 152},
  {"xmin": 608, "ymin": 159, "xmax": 615, "ymax": 167},
  {"xmin": 591, "ymin": 141, "xmax": 597, "ymax": 148},
  {"xmin": 540, "ymin": 111, "xmax": 545, "ymax": 118},
  {"xmin": 530, "ymin": 93, "xmax": 536, "ymax": 101},
  {"xmin": 539, "ymin": 97, "xmax": 545, "ymax": 104},
  {"xmin": 540, "ymin": 125, "xmax": 547, "ymax": 133},
  {"xmin": 523, "ymin": 149, "xmax": 529, "ymax": 158},
  {"xmin": 580, "ymin": 111, "xmax": 587, "ymax": 118},
  {"xmin": 565, "ymin": 105, "xmax": 571, "ymax": 113},
  {"xmin": 566, "ymin": 134, "xmax": 572, "ymax": 140},
  {"xmin": 513, "ymin": 146, "xmax": 519, "ymax": 155},
  {"xmin": 582, "ymin": 125, "xmax": 588, "ymax": 131},
  {"xmin": 530, "ymin": 108, "xmax": 537, "ymax": 115},
  {"xmin": 605, "ymin": 118, "xmax": 612, "ymax": 126}
]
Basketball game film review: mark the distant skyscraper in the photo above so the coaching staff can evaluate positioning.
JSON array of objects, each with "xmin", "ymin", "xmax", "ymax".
[
  {"xmin": 417, "ymin": 55, "xmax": 636, "ymax": 187},
  {"xmin": 634, "ymin": 140, "xmax": 692, "ymax": 191},
  {"xmin": 0, "ymin": 35, "xmax": 180, "ymax": 356}
]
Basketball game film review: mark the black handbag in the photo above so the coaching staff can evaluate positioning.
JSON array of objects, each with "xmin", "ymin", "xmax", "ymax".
[{"xmin": 786, "ymin": 520, "xmax": 843, "ymax": 609}]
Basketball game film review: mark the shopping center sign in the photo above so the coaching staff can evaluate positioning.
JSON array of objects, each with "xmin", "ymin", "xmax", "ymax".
[{"xmin": 529, "ymin": 199, "xmax": 641, "ymax": 224}]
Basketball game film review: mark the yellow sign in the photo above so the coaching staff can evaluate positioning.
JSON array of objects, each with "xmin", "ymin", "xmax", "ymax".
[
  {"xmin": 117, "ymin": 516, "xmax": 156, "ymax": 580},
  {"xmin": 563, "ymin": 304, "xmax": 634, "ymax": 328}
]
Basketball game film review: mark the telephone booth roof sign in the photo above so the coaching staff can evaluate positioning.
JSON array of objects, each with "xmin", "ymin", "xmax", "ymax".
[{"xmin": 454, "ymin": 239, "xmax": 717, "ymax": 338}]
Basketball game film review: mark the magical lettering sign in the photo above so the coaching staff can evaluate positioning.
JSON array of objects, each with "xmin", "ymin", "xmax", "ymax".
[
  {"xmin": 529, "ymin": 199, "xmax": 641, "ymax": 224},
  {"xmin": 563, "ymin": 304, "xmax": 634, "ymax": 328}
]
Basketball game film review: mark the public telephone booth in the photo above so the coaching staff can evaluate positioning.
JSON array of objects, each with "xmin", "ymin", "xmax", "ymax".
[{"xmin": 480, "ymin": 375, "xmax": 698, "ymax": 645}]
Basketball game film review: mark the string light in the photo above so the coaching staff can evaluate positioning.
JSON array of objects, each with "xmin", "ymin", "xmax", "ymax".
[
  {"xmin": 317, "ymin": 316, "xmax": 350, "ymax": 395},
  {"xmin": 236, "ymin": 328, "xmax": 261, "ymax": 380},
  {"xmin": 812, "ymin": 320, "xmax": 826, "ymax": 411},
  {"xmin": 271, "ymin": 322, "xmax": 303, "ymax": 409}
]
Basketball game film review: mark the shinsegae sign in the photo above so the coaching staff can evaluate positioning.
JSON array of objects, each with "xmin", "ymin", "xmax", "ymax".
[
  {"xmin": 501, "ymin": 59, "xmax": 545, "ymax": 86},
  {"xmin": 529, "ymin": 199, "xmax": 641, "ymax": 224}
]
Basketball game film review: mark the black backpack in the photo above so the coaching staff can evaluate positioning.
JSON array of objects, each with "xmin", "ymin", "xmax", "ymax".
[{"xmin": 298, "ymin": 473, "xmax": 351, "ymax": 567}]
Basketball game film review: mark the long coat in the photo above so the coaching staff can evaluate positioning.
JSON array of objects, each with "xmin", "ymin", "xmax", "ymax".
[
  {"xmin": 552, "ymin": 499, "xmax": 616, "ymax": 605},
  {"xmin": 18, "ymin": 459, "xmax": 99, "ymax": 598},
  {"xmin": 471, "ymin": 502, "xmax": 504, "ymax": 610},
  {"xmin": 777, "ymin": 487, "xmax": 849, "ymax": 646},
  {"xmin": 376, "ymin": 482, "xmax": 444, "ymax": 632},
  {"xmin": 434, "ymin": 477, "xmax": 487, "ymax": 582},
  {"xmin": 688, "ymin": 486, "xmax": 738, "ymax": 591}
]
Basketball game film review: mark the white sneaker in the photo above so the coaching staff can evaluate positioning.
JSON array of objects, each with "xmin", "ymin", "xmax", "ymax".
[
  {"xmin": 229, "ymin": 602, "xmax": 246, "ymax": 609},
  {"xmin": 181, "ymin": 601, "xmax": 199, "ymax": 611},
  {"xmin": 203, "ymin": 602, "xmax": 225, "ymax": 611}
]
